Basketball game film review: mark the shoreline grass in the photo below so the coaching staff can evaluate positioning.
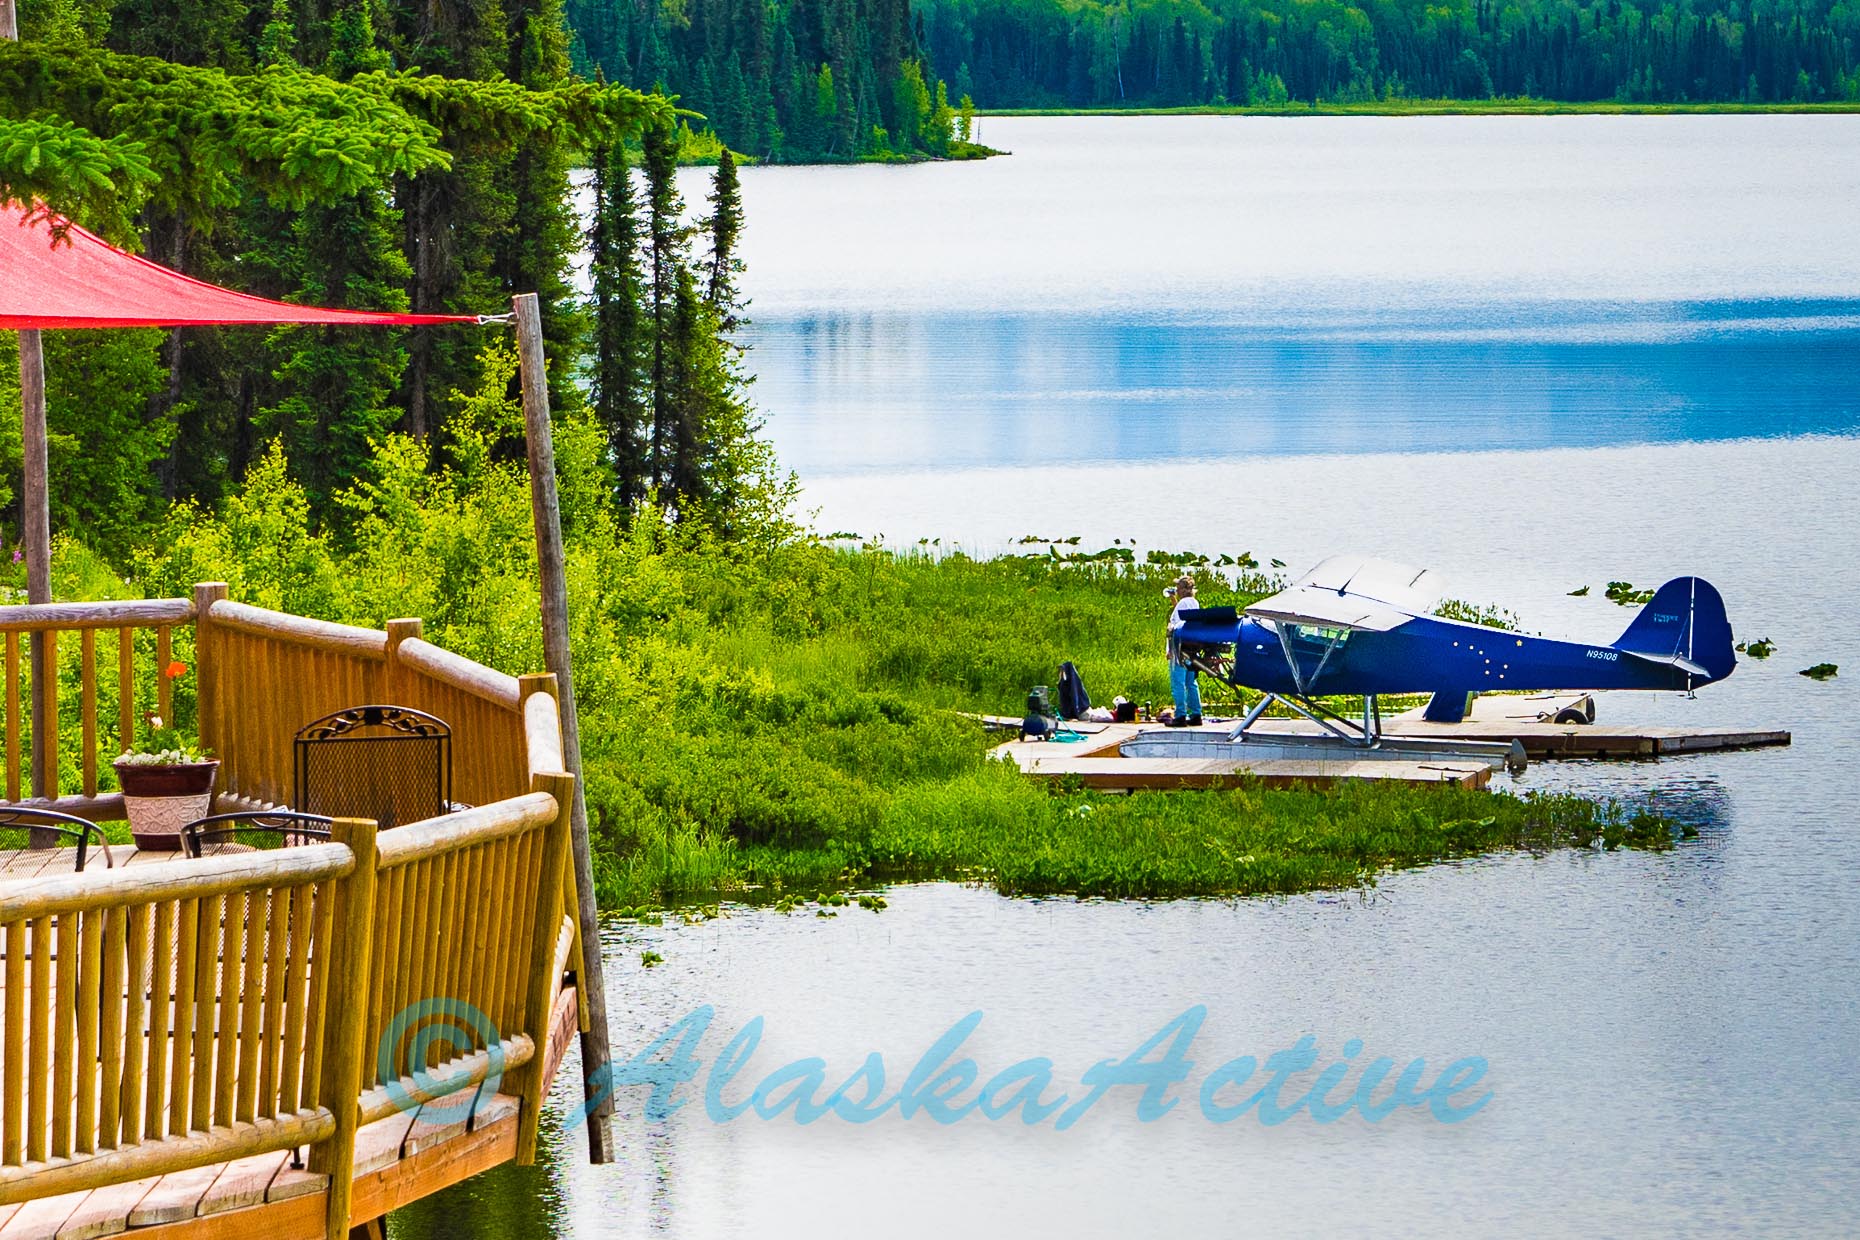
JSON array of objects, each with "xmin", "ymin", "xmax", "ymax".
[
  {"xmin": 558, "ymin": 548, "xmax": 1684, "ymax": 910},
  {"xmin": 646, "ymin": 767, "xmax": 1684, "ymax": 908}
]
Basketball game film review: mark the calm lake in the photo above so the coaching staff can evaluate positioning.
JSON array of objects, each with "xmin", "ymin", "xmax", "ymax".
[{"xmin": 404, "ymin": 117, "xmax": 1860, "ymax": 1237}]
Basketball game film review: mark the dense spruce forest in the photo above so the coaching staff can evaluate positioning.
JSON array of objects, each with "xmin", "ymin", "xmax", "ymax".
[
  {"xmin": 2, "ymin": 0, "xmax": 778, "ymax": 550},
  {"xmin": 914, "ymin": 0, "xmax": 1860, "ymax": 107},
  {"xmin": 567, "ymin": 0, "xmax": 984, "ymax": 161},
  {"xmin": 560, "ymin": 0, "xmax": 1857, "ymax": 156}
]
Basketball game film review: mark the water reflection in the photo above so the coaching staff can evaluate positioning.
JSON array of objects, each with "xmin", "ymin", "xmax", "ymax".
[
  {"xmin": 387, "ymin": 1117, "xmax": 568, "ymax": 1240},
  {"xmin": 748, "ymin": 306, "xmax": 1860, "ymax": 477}
]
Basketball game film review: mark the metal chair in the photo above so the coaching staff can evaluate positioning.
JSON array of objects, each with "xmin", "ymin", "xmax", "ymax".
[
  {"xmin": 0, "ymin": 806, "xmax": 114, "ymax": 871},
  {"xmin": 294, "ymin": 705, "xmax": 453, "ymax": 830},
  {"xmin": 182, "ymin": 811, "xmax": 334, "ymax": 858}
]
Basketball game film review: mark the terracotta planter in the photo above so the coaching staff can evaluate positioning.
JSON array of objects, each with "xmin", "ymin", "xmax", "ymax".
[{"xmin": 114, "ymin": 759, "xmax": 220, "ymax": 851}]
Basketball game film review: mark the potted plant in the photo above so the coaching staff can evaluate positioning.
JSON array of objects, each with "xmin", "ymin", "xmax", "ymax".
[{"xmin": 115, "ymin": 713, "xmax": 218, "ymax": 851}]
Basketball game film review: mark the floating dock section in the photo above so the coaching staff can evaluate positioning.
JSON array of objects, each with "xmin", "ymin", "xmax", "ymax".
[
  {"xmin": 996, "ymin": 726, "xmax": 1496, "ymax": 791},
  {"xmin": 990, "ymin": 692, "xmax": 1790, "ymax": 793},
  {"xmin": 1377, "ymin": 692, "xmax": 1792, "ymax": 758}
]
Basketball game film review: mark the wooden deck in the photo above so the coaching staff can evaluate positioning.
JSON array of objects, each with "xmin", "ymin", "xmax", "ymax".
[
  {"xmin": 0, "ymin": 589, "xmax": 597, "ymax": 1240},
  {"xmin": 0, "ymin": 846, "xmax": 253, "ymax": 881},
  {"xmin": 0, "ymin": 980, "xmax": 576, "ymax": 1239}
]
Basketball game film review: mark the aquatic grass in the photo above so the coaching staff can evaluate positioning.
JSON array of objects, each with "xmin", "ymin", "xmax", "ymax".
[{"xmin": 841, "ymin": 763, "xmax": 1672, "ymax": 900}]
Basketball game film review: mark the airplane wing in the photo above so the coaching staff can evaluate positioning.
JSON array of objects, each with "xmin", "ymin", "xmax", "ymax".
[
  {"xmin": 1244, "ymin": 556, "xmax": 1444, "ymax": 633},
  {"xmin": 1244, "ymin": 585, "xmax": 1415, "ymax": 632}
]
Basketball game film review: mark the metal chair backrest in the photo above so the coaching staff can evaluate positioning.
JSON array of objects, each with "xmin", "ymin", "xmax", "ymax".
[
  {"xmin": 293, "ymin": 705, "xmax": 452, "ymax": 830},
  {"xmin": 182, "ymin": 811, "xmax": 334, "ymax": 858},
  {"xmin": 0, "ymin": 806, "xmax": 113, "ymax": 870}
]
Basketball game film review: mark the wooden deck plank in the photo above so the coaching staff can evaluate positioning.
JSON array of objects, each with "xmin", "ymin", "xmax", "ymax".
[
  {"xmin": 0, "ymin": 850, "xmax": 62, "ymax": 879},
  {"xmin": 4, "ymin": 1095, "xmax": 525, "ymax": 1240},
  {"xmin": 348, "ymin": 1106, "xmax": 517, "ymax": 1230},
  {"xmin": 51, "ymin": 1175, "xmax": 159, "ymax": 1240},
  {"xmin": 0, "ymin": 1192, "xmax": 85, "ymax": 1240},
  {"xmin": 350, "ymin": 1107, "xmax": 420, "ymax": 1178},
  {"xmin": 193, "ymin": 1150, "xmax": 287, "ymax": 1218},
  {"xmin": 400, "ymin": 1099, "xmax": 472, "ymax": 1158},
  {"xmin": 263, "ymin": 1163, "xmax": 326, "ymax": 1204},
  {"xmin": 468, "ymin": 1092, "xmax": 518, "ymax": 1132},
  {"xmin": 123, "ymin": 1164, "xmax": 221, "ymax": 1228},
  {"xmin": 95, "ymin": 1191, "xmax": 323, "ymax": 1240}
]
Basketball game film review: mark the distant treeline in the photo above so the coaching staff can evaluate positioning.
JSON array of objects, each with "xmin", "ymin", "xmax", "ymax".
[
  {"xmin": 915, "ymin": 0, "xmax": 1860, "ymax": 107},
  {"xmin": 567, "ymin": 0, "xmax": 982, "ymax": 162}
]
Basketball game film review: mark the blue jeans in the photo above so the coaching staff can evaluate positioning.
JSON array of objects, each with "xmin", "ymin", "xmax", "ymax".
[{"xmin": 1170, "ymin": 663, "xmax": 1202, "ymax": 720}]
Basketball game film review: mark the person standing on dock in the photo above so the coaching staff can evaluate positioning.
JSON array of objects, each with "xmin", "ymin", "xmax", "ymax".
[{"xmin": 1165, "ymin": 574, "xmax": 1204, "ymax": 727}]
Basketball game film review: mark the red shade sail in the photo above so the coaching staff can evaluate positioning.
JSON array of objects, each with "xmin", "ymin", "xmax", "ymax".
[{"xmin": 0, "ymin": 204, "xmax": 485, "ymax": 329}]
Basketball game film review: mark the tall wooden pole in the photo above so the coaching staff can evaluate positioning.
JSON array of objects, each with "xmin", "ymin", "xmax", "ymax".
[
  {"xmin": 1, "ymin": 0, "xmax": 53, "ymax": 800},
  {"xmin": 513, "ymin": 292, "xmax": 615, "ymax": 1163},
  {"xmin": 20, "ymin": 330, "xmax": 49, "ymax": 800}
]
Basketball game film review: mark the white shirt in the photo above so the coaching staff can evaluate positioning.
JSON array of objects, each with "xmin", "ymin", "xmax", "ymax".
[{"xmin": 1168, "ymin": 595, "xmax": 1198, "ymax": 633}]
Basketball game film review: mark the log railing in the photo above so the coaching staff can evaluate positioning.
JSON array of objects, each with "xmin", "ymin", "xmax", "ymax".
[
  {"xmin": 195, "ymin": 591, "xmax": 535, "ymax": 814},
  {"xmin": 0, "ymin": 587, "xmax": 588, "ymax": 1238},
  {"xmin": 0, "ymin": 597, "xmax": 196, "ymax": 812},
  {"xmin": 0, "ymin": 843, "xmax": 351, "ymax": 1202}
]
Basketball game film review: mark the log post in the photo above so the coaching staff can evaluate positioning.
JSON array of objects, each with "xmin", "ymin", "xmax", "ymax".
[
  {"xmin": 310, "ymin": 817, "xmax": 379, "ymax": 1240},
  {"xmin": 516, "ymin": 770, "xmax": 573, "ymax": 1164},
  {"xmin": 512, "ymin": 292, "xmax": 615, "ymax": 1162},
  {"xmin": 519, "ymin": 672, "xmax": 590, "ymax": 1034},
  {"xmin": 21, "ymin": 330, "xmax": 49, "ymax": 800},
  {"xmin": 1, "ymin": 3, "xmax": 50, "ymax": 799},
  {"xmin": 384, "ymin": 618, "xmax": 423, "ymax": 703},
  {"xmin": 191, "ymin": 583, "xmax": 228, "ymax": 769}
]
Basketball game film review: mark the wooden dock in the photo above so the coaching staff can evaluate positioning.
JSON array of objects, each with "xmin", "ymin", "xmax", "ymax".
[
  {"xmin": 993, "ymin": 691, "xmax": 1789, "ymax": 791},
  {"xmin": 997, "ymin": 727, "xmax": 1494, "ymax": 791},
  {"xmin": 1376, "ymin": 692, "xmax": 1792, "ymax": 758}
]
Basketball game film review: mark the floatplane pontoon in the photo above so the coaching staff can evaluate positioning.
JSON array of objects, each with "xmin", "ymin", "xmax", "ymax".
[{"xmin": 1124, "ymin": 555, "xmax": 1738, "ymax": 774}]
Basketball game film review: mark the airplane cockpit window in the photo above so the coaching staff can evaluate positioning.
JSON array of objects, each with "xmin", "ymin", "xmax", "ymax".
[{"xmin": 1288, "ymin": 624, "xmax": 1351, "ymax": 646}]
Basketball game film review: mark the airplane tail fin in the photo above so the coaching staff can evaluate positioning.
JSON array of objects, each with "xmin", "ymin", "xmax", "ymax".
[{"xmin": 1613, "ymin": 577, "xmax": 1736, "ymax": 686}]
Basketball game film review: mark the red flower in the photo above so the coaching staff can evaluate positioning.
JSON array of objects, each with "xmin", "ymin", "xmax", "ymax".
[{"xmin": 164, "ymin": 661, "xmax": 187, "ymax": 679}]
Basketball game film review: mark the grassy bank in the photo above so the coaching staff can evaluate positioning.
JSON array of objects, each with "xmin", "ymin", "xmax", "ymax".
[
  {"xmin": 544, "ymin": 546, "xmax": 1678, "ymax": 908},
  {"xmin": 979, "ymin": 97, "xmax": 1860, "ymax": 117},
  {"xmin": 95, "ymin": 357, "xmax": 1681, "ymax": 911}
]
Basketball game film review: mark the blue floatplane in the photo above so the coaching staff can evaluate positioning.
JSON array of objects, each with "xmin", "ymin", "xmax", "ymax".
[{"xmin": 1163, "ymin": 555, "xmax": 1735, "ymax": 756}]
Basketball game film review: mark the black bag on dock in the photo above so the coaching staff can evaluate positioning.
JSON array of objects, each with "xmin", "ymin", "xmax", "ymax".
[{"xmin": 1056, "ymin": 661, "xmax": 1091, "ymax": 720}]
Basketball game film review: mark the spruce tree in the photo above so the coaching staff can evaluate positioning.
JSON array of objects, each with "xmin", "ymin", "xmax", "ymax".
[
  {"xmin": 504, "ymin": 0, "xmax": 590, "ymax": 415},
  {"xmin": 640, "ymin": 121, "xmax": 682, "ymax": 492},
  {"xmin": 662, "ymin": 263, "xmax": 709, "ymax": 511},
  {"xmin": 258, "ymin": 0, "xmax": 414, "ymax": 513},
  {"xmin": 589, "ymin": 141, "xmax": 649, "ymax": 509},
  {"xmin": 704, "ymin": 150, "xmax": 745, "ymax": 331}
]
